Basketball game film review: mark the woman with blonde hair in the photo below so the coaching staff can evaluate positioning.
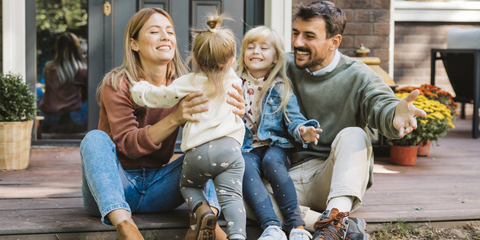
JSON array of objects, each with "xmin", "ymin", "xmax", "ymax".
[
  {"xmin": 80, "ymin": 8, "xmax": 245, "ymax": 240},
  {"xmin": 131, "ymin": 14, "xmax": 247, "ymax": 240},
  {"xmin": 39, "ymin": 32, "xmax": 88, "ymax": 133}
]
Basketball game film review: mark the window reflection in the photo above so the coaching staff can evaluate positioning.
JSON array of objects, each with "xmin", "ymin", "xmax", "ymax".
[{"xmin": 36, "ymin": 0, "xmax": 88, "ymax": 140}]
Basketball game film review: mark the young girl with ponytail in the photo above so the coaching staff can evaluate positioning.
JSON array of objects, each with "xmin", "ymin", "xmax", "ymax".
[{"xmin": 131, "ymin": 14, "xmax": 246, "ymax": 240}]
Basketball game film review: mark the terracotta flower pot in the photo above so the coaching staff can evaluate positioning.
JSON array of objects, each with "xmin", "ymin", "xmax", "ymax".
[
  {"xmin": 390, "ymin": 145, "xmax": 418, "ymax": 166},
  {"xmin": 417, "ymin": 141, "xmax": 432, "ymax": 157}
]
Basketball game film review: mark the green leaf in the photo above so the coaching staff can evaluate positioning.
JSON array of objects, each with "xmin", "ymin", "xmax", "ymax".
[{"xmin": 0, "ymin": 72, "xmax": 37, "ymax": 121}]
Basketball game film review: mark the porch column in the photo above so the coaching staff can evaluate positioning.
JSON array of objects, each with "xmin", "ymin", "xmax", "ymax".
[
  {"xmin": 2, "ymin": 0, "xmax": 26, "ymax": 79},
  {"xmin": 264, "ymin": 0, "xmax": 292, "ymax": 52}
]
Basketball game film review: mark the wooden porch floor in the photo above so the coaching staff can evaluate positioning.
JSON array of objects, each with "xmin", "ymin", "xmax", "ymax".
[{"xmin": 1, "ymin": 113, "xmax": 479, "ymax": 239}]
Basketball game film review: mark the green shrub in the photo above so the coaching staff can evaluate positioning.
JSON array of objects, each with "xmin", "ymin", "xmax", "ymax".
[{"xmin": 0, "ymin": 72, "xmax": 37, "ymax": 121}]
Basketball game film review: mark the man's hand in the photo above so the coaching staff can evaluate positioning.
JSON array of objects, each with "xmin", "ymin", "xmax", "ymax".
[
  {"xmin": 299, "ymin": 126, "xmax": 323, "ymax": 145},
  {"xmin": 393, "ymin": 89, "xmax": 427, "ymax": 137}
]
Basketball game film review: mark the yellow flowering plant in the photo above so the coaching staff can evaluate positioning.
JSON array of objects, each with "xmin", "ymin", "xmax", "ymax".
[
  {"xmin": 387, "ymin": 93, "xmax": 455, "ymax": 146},
  {"xmin": 396, "ymin": 84, "xmax": 458, "ymax": 119}
]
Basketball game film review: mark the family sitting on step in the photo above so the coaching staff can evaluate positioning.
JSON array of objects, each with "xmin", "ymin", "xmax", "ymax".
[{"xmin": 80, "ymin": 1, "xmax": 426, "ymax": 240}]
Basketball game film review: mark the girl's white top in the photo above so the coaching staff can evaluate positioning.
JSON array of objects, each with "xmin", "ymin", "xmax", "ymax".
[{"xmin": 131, "ymin": 68, "xmax": 245, "ymax": 152}]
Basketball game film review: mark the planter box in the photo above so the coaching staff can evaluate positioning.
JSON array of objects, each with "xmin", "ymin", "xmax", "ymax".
[{"xmin": 0, "ymin": 120, "xmax": 33, "ymax": 171}]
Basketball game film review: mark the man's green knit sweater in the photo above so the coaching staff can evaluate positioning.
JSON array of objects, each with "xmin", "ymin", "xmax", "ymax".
[{"xmin": 287, "ymin": 52, "xmax": 400, "ymax": 166}]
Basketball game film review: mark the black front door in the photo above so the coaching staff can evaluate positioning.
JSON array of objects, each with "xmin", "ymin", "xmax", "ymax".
[
  {"xmin": 88, "ymin": 0, "xmax": 247, "ymax": 130},
  {"xmin": 27, "ymin": 0, "xmax": 262, "ymax": 144},
  {"xmin": 87, "ymin": 0, "xmax": 263, "ymax": 150}
]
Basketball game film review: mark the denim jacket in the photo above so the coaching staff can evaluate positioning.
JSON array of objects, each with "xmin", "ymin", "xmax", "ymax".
[{"xmin": 242, "ymin": 80, "xmax": 320, "ymax": 152}]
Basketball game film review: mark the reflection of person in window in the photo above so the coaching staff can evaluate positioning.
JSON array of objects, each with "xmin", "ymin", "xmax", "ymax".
[{"xmin": 39, "ymin": 32, "xmax": 88, "ymax": 134}]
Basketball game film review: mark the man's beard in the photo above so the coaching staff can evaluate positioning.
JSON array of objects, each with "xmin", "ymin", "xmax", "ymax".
[{"xmin": 294, "ymin": 47, "xmax": 322, "ymax": 70}]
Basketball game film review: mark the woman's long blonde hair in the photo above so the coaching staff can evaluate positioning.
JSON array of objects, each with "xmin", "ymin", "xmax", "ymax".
[
  {"xmin": 96, "ymin": 8, "xmax": 188, "ymax": 104},
  {"xmin": 45, "ymin": 32, "xmax": 87, "ymax": 85},
  {"xmin": 236, "ymin": 26, "xmax": 293, "ymax": 120},
  {"xmin": 188, "ymin": 13, "xmax": 236, "ymax": 99}
]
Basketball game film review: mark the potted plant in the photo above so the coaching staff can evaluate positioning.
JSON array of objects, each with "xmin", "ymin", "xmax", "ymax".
[
  {"xmin": 387, "ymin": 93, "xmax": 455, "ymax": 163},
  {"xmin": 396, "ymin": 84, "xmax": 458, "ymax": 120},
  {"xmin": 413, "ymin": 94, "xmax": 455, "ymax": 156},
  {"xmin": 386, "ymin": 128, "xmax": 421, "ymax": 166},
  {"xmin": 398, "ymin": 91, "xmax": 455, "ymax": 156},
  {"xmin": 0, "ymin": 72, "xmax": 37, "ymax": 171}
]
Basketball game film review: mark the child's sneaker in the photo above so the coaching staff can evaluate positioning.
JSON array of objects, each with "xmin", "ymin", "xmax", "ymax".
[
  {"xmin": 258, "ymin": 225, "xmax": 287, "ymax": 240},
  {"xmin": 289, "ymin": 228, "xmax": 312, "ymax": 240}
]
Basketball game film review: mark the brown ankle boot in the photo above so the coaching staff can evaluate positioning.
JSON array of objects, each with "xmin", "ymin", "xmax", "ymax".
[
  {"xmin": 185, "ymin": 212, "xmax": 227, "ymax": 240},
  {"xmin": 185, "ymin": 212, "xmax": 197, "ymax": 240},
  {"xmin": 189, "ymin": 201, "xmax": 217, "ymax": 240},
  {"xmin": 115, "ymin": 220, "xmax": 144, "ymax": 240}
]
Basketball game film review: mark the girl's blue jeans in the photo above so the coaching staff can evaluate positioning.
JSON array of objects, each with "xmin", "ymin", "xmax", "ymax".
[
  {"xmin": 242, "ymin": 145, "xmax": 305, "ymax": 233},
  {"xmin": 80, "ymin": 130, "xmax": 220, "ymax": 225}
]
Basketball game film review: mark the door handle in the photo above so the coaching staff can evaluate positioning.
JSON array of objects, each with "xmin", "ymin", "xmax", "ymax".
[{"xmin": 104, "ymin": 1, "xmax": 111, "ymax": 16}]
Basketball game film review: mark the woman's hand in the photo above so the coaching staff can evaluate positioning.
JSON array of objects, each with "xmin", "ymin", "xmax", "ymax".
[
  {"xmin": 174, "ymin": 91, "xmax": 209, "ymax": 125},
  {"xmin": 227, "ymin": 83, "xmax": 245, "ymax": 118},
  {"xmin": 149, "ymin": 92, "xmax": 208, "ymax": 145}
]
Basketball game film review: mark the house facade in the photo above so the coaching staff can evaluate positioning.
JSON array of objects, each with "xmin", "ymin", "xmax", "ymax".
[{"xmin": 393, "ymin": 1, "xmax": 480, "ymax": 93}]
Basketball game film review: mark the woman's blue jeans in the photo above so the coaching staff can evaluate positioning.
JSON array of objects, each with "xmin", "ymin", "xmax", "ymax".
[
  {"xmin": 242, "ymin": 145, "xmax": 304, "ymax": 233},
  {"xmin": 80, "ymin": 130, "xmax": 220, "ymax": 225}
]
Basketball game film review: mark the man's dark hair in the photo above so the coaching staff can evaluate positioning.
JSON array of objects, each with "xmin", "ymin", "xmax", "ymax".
[{"xmin": 293, "ymin": 1, "xmax": 347, "ymax": 38}]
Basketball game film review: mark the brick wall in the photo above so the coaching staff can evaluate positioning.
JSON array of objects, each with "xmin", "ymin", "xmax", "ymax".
[
  {"xmin": 292, "ymin": 0, "xmax": 391, "ymax": 72},
  {"xmin": 394, "ymin": 22, "xmax": 480, "ymax": 94}
]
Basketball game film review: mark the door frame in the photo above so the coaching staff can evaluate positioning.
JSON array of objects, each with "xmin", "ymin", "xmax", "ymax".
[
  {"xmin": 28, "ymin": 0, "xmax": 265, "ymax": 146},
  {"xmin": 27, "ymin": 1, "xmax": 83, "ymax": 145}
]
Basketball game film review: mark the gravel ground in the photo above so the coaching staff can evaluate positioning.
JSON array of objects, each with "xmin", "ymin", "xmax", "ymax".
[{"xmin": 369, "ymin": 221, "xmax": 480, "ymax": 240}]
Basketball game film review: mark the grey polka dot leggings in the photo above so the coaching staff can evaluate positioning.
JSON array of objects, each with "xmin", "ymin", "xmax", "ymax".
[{"xmin": 180, "ymin": 137, "xmax": 246, "ymax": 238}]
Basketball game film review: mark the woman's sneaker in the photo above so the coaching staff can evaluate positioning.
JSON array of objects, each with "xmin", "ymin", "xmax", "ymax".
[
  {"xmin": 289, "ymin": 228, "xmax": 313, "ymax": 240},
  {"xmin": 258, "ymin": 225, "xmax": 287, "ymax": 240}
]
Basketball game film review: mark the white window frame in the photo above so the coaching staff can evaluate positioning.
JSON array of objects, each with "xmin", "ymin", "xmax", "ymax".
[
  {"xmin": 264, "ymin": 0, "xmax": 292, "ymax": 52},
  {"xmin": 2, "ymin": 0, "xmax": 26, "ymax": 79}
]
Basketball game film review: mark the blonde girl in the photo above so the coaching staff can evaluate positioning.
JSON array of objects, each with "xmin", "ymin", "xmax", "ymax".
[
  {"xmin": 131, "ymin": 14, "xmax": 246, "ymax": 240},
  {"xmin": 237, "ymin": 26, "xmax": 322, "ymax": 240}
]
